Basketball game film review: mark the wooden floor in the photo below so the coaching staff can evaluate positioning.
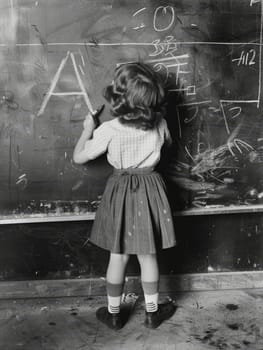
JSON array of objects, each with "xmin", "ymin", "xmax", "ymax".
[{"xmin": 1, "ymin": 289, "xmax": 263, "ymax": 349}]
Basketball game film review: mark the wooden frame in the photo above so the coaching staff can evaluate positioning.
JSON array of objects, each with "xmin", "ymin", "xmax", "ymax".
[{"xmin": 1, "ymin": 271, "xmax": 263, "ymax": 299}]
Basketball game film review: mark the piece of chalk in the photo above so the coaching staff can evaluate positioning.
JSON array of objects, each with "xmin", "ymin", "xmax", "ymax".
[
  {"xmin": 91, "ymin": 104, "xmax": 105, "ymax": 126},
  {"xmin": 92, "ymin": 104, "xmax": 105, "ymax": 117}
]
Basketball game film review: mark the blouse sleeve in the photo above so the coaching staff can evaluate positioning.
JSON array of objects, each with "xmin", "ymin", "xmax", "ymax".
[{"xmin": 84, "ymin": 122, "xmax": 112, "ymax": 160}]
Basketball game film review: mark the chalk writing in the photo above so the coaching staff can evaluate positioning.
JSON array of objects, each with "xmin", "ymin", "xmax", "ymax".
[
  {"xmin": 132, "ymin": 7, "xmax": 147, "ymax": 30},
  {"xmin": 229, "ymin": 106, "xmax": 242, "ymax": 119},
  {"xmin": 190, "ymin": 138, "xmax": 253, "ymax": 176},
  {"xmin": 220, "ymin": 100, "xmax": 258, "ymax": 134},
  {"xmin": 176, "ymin": 101, "xmax": 211, "ymax": 138},
  {"xmin": 145, "ymin": 6, "xmax": 196, "ymax": 97},
  {"xmin": 37, "ymin": 51, "xmax": 94, "ymax": 116},
  {"xmin": 232, "ymin": 49, "xmax": 257, "ymax": 66},
  {"xmin": 153, "ymin": 6, "xmax": 175, "ymax": 32},
  {"xmin": 147, "ymin": 54, "xmax": 194, "ymax": 93},
  {"xmin": 150, "ymin": 35, "xmax": 177, "ymax": 57},
  {"xmin": 227, "ymin": 138, "xmax": 253, "ymax": 156},
  {"xmin": 15, "ymin": 174, "xmax": 28, "ymax": 189}
]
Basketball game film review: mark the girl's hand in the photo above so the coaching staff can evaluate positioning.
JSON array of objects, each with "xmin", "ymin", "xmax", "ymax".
[{"xmin": 83, "ymin": 112, "xmax": 96, "ymax": 131}]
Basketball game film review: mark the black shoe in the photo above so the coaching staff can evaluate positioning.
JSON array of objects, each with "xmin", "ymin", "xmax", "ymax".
[
  {"xmin": 144, "ymin": 302, "xmax": 176, "ymax": 329},
  {"xmin": 96, "ymin": 307, "xmax": 123, "ymax": 331}
]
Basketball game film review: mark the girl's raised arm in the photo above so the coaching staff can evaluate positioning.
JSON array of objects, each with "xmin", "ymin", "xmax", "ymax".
[{"xmin": 73, "ymin": 113, "xmax": 96, "ymax": 164}]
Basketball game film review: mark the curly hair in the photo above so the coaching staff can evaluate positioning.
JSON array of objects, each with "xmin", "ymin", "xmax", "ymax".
[{"xmin": 103, "ymin": 62, "xmax": 166, "ymax": 130}]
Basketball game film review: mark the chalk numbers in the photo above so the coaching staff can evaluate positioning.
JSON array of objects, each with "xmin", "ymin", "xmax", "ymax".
[
  {"xmin": 153, "ymin": 6, "xmax": 175, "ymax": 32},
  {"xmin": 232, "ymin": 49, "xmax": 257, "ymax": 66},
  {"xmin": 150, "ymin": 35, "xmax": 177, "ymax": 57},
  {"xmin": 132, "ymin": 6, "xmax": 176, "ymax": 33}
]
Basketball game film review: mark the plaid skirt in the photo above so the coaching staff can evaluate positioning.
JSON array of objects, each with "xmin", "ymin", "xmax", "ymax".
[{"xmin": 89, "ymin": 167, "xmax": 176, "ymax": 254}]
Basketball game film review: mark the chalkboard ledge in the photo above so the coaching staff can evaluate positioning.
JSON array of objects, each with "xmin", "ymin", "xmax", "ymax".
[
  {"xmin": 1, "ymin": 204, "xmax": 263, "ymax": 224},
  {"xmin": 0, "ymin": 212, "xmax": 95, "ymax": 225},
  {"xmin": 175, "ymin": 204, "xmax": 263, "ymax": 216}
]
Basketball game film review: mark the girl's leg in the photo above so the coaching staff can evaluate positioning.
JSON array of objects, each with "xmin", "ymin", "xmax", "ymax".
[
  {"xmin": 137, "ymin": 254, "xmax": 159, "ymax": 313},
  {"xmin": 106, "ymin": 253, "xmax": 130, "ymax": 314},
  {"xmin": 137, "ymin": 253, "xmax": 176, "ymax": 329}
]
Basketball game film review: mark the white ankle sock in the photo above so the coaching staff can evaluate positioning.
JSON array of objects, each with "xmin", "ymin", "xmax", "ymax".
[
  {"xmin": 145, "ymin": 293, "xmax": 158, "ymax": 313},
  {"xmin": 107, "ymin": 295, "xmax": 121, "ymax": 314}
]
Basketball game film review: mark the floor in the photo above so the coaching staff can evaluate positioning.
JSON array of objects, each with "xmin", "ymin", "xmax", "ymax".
[{"xmin": 1, "ymin": 289, "xmax": 263, "ymax": 350}]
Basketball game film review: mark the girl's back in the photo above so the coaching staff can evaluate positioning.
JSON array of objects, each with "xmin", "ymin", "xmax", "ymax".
[{"xmin": 84, "ymin": 117, "xmax": 170, "ymax": 169}]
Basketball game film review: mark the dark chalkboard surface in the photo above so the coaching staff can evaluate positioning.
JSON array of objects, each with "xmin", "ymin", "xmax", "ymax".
[{"xmin": 1, "ymin": 0, "xmax": 263, "ymax": 221}]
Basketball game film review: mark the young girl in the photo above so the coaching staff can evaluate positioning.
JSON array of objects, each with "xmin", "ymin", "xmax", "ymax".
[{"xmin": 73, "ymin": 62, "xmax": 176, "ymax": 330}]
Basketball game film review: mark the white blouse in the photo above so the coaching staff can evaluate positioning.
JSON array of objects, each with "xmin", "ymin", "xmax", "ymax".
[{"xmin": 84, "ymin": 118, "xmax": 171, "ymax": 169}]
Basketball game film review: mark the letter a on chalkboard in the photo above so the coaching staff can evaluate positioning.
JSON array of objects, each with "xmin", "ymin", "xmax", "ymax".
[{"xmin": 37, "ymin": 51, "xmax": 94, "ymax": 116}]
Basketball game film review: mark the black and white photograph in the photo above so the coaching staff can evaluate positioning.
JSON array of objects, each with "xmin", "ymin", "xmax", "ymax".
[{"xmin": 1, "ymin": 0, "xmax": 263, "ymax": 349}]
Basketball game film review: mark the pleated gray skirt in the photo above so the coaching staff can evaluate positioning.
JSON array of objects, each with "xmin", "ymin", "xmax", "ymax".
[{"xmin": 89, "ymin": 167, "xmax": 176, "ymax": 254}]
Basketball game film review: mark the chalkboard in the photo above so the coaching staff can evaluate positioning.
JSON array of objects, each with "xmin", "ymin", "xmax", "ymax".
[{"xmin": 1, "ymin": 0, "xmax": 263, "ymax": 221}]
